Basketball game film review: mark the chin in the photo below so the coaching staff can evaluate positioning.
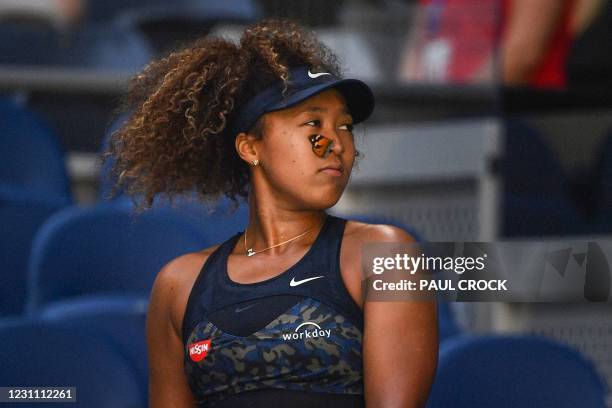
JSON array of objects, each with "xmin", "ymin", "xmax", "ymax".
[
  {"xmin": 307, "ymin": 192, "xmax": 343, "ymax": 210},
  {"xmin": 295, "ymin": 181, "xmax": 347, "ymax": 209}
]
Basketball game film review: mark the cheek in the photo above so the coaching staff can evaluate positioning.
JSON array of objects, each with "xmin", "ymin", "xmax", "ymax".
[
  {"xmin": 344, "ymin": 141, "xmax": 356, "ymax": 169},
  {"xmin": 264, "ymin": 132, "xmax": 312, "ymax": 177},
  {"xmin": 261, "ymin": 130, "xmax": 351, "ymax": 203}
]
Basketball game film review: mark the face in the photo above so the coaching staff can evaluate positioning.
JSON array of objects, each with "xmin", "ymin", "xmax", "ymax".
[{"xmin": 247, "ymin": 88, "xmax": 356, "ymax": 210}]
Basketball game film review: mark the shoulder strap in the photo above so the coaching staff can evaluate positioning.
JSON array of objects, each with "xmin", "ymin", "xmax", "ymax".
[
  {"xmin": 181, "ymin": 231, "xmax": 241, "ymax": 343},
  {"xmin": 324, "ymin": 215, "xmax": 364, "ymax": 329}
]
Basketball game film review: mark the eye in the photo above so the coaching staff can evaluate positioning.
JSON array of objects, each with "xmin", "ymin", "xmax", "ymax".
[
  {"xmin": 304, "ymin": 119, "xmax": 321, "ymax": 127},
  {"xmin": 339, "ymin": 123, "xmax": 354, "ymax": 132}
]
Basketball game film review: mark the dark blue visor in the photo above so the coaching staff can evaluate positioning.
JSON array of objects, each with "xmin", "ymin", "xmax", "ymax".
[{"xmin": 228, "ymin": 65, "xmax": 375, "ymax": 136}]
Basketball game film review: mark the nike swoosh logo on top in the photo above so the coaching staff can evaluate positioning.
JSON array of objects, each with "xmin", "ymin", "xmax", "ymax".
[
  {"xmin": 234, "ymin": 303, "xmax": 256, "ymax": 313},
  {"xmin": 290, "ymin": 276, "xmax": 325, "ymax": 287},
  {"xmin": 307, "ymin": 70, "xmax": 332, "ymax": 79}
]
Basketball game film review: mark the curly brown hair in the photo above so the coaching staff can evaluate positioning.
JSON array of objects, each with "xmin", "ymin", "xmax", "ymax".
[{"xmin": 101, "ymin": 18, "xmax": 348, "ymax": 214}]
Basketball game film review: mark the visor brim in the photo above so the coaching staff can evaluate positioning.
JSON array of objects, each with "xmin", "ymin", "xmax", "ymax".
[{"xmin": 266, "ymin": 78, "xmax": 375, "ymax": 124}]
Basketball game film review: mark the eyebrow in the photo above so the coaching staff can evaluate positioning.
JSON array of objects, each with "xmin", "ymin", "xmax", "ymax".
[{"xmin": 299, "ymin": 105, "xmax": 352, "ymax": 116}]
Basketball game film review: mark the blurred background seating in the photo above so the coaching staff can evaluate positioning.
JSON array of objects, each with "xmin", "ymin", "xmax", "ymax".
[
  {"xmin": 25, "ymin": 204, "xmax": 209, "ymax": 313},
  {"xmin": 0, "ymin": 185, "xmax": 67, "ymax": 317},
  {"xmin": 115, "ymin": 0, "xmax": 262, "ymax": 55},
  {"xmin": 0, "ymin": 0, "xmax": 611, "ymax": 406},
  {"xmin": 0, "ymin": 98, "xmax": 72, "ymax": 202},
  {"xmin": 501, "ymin": 119, "xmax": 590, "ymax": 236},
  {"xmin": 0, "ymin": 318, "xmax": 145, "ymax": 408},
  {"xmin": 426, "ymin": 334, "xmax": 608, "ymax": 408},
  {"xmin": 39, "ymin": 295, "xmax": 150, "ymax": 404}
]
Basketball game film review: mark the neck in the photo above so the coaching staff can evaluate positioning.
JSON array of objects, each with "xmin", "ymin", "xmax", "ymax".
[{"xmin": 244, "ymin": 193, "xmax": 327, "ymax": 256}]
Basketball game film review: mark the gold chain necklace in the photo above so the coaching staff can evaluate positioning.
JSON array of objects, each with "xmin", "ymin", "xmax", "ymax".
[{"xmin": 243, "ymin": 216, "xmax": 325, "ymax": 257}]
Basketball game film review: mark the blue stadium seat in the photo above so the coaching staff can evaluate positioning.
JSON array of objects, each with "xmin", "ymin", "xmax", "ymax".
[
  {"xmin": 87, "ymin": 0, "xmax": 259, "ymax": 25},
  {"xmin": 502, "ymin": 119, "xmax": 587, "ymax": 236},
  {"xmin": 39, "ymin": 295, "xmax": 149, "ymax": 404},
  {"xmin": 115, "ymin": 0, "xmax": 262, "ymax": 54},
  {"xmin": 0, "ymin": 319, "xmax": 145, "ymax": 408},
  {"xmin": 26, "ymin": 204, "xmax": 209, "ymax": 313},
  {"xmin": 167, "ymin": 196, "xmax": 249, "ymax": 245},
  {"xmin": 111, "ymin": 194, "xmax": 249, "ymax": 246},
  {"xmin": 591, "ymin": 130, "xmax": 612, "ymax": 233},
  {"xmin": 0, "ymin": 185, "xmax": 66, "ymax": 317},
  {"xmin": 601, "ymin": 131, "xmax": 612, "ymax": 206},
  {"xmin": 0, "ymin": 22, "xmax": 151, "ymax": 71},
  {"xmin": 426, "ymin": 334, "xmax": 608, "ymax": 408},
  {"xmin": 503, "ymin": 194, "xmax": 590, "ymax": 236},
  {"xmin": 0, "ymin": 23, "xmax": 59, "ymax": 65},
  {"xmin": 503, "ymin": 120, "xmax": 569, "ymax": 196},
  {"xmin": 0, "ymin": 98, "xmax": 72, "ymax": 202},
  {"xmin": 60, "ymin": 24, "xmax": 152, "ymax": 71},
  {"xmin": 257, "ymin": 0, "xmax": 344, "ymax": 27},
  {"xmin": 86, "ymin": 0, "xmax": 167, "ymax": 23},
  {"xmin": 435, "ymin": 300, "xmax": 461, "ymax": 342},
  {"xmin": 116, "ymin": 0, "xmax": 261, "ymax": 27}
]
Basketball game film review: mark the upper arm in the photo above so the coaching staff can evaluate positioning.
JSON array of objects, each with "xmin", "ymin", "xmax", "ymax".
[
  {"xmin": 502, "ymin": 0, "xmax": 571, "ymax": 80},
  {"xmin": 146, "ymin": 255, "xmax": 201, "ymax": 408},
  {"xmin": 361, "ymin": 226, "xmax": 438, "ymax": 408}
]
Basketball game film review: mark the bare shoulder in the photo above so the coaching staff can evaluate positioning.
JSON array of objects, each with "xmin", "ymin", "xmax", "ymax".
[
  {"xmin": 149, "ymin": 244, "xmax": 221, "ymax": 341},
  {"xmin": 340, "ymin": 218, "xmax": 418, "ymax": 274},
  {"xmin": 338, "ymin": 218, "xmax": 418, "ymax": 310},
  {"xmin": 343, "ymin": 219, "xmax": 418, "ymax": 244},
  {"xmin": 146, "ymin": 244, "xmax": 222, "ymax": 407}
]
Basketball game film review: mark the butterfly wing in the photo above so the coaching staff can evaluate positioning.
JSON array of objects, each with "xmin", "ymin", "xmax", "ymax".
[{"xmin": 309, "ymin": 134, "xmax": 334, "ymax": 158}]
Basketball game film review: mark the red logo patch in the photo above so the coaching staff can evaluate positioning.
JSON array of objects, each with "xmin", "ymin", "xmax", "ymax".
[{"xmin": 188, "ymin": 339, "xmax": 211, "ymax": 362}]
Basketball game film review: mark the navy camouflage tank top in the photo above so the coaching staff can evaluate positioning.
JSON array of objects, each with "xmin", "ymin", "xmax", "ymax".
[{"xmin": 182, "ymin": 213, "xmax": 365, "ymax": 407}]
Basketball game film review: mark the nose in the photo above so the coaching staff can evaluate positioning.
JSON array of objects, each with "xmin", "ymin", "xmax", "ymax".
[{"xmin": 326, "ymin": 128, "xmax": 345, "ymax": 156}]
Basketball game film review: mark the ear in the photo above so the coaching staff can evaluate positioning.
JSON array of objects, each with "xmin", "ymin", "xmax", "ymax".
[{"xmin": 235, "ymin": 131, "xmax": 259, "ymax": 164}]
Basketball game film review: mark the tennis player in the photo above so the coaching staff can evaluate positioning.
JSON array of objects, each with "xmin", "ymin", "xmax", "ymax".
[{"xmin": 105, "ymin": 18, "xmax": 437, "ymax": 408}]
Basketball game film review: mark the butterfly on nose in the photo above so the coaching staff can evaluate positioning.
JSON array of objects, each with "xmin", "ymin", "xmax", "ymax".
[{"xmin": 309, "ymin": 134, "xmax": 334, "ymax": 158}]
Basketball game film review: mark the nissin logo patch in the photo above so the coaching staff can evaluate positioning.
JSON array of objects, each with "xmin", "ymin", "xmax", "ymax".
[{"xmin": 188, "ymin": 339, "xmax": 211, "ymax": 362}]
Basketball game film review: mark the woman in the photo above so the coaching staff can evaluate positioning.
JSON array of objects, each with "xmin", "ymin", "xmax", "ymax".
[
  {"xmin": 499, "ymin": 0, "xmax": 577, "ymax": 88},
  {"xmin": 104, "ymin": 18, "xmax": 438, "ymax": 408},
  {"xmin": 399, "ymin": 0, "xmax": 577, "ymax": 89}
]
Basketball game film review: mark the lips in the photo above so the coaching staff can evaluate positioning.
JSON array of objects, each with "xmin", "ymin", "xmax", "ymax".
[{"xmin": 319, "ymin": 164, "xmax": 344, "ymax": 177}]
